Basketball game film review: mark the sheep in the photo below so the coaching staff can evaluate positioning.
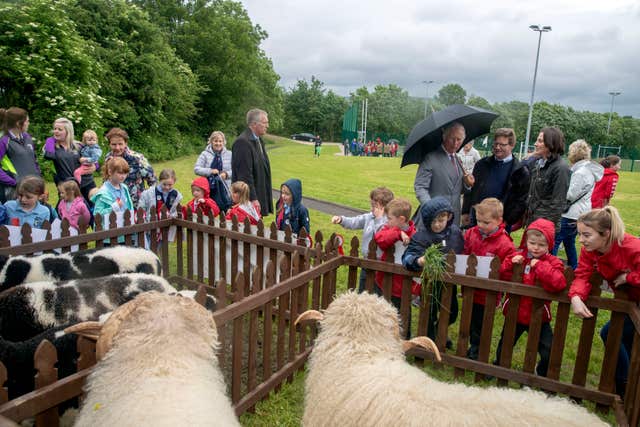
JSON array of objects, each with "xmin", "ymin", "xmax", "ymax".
[
  {"xmin": 0, "ymin": 246, "xmax": 162, "ymax": 292},
  {"xmin": 67, "ymin": 291, "xmax": 240, "ymax": 427},
  {"xmin": 0, "ymin": 273, "xmax": 177, "ymax": 341},
  {"xmin": 296, "ymin": 291, "xmax": 607, "ymax": 427}
]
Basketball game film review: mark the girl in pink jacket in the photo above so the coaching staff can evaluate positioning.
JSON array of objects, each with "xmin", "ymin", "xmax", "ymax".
[{"xmin": 57, "ymin": 180, "xmax": 91, "ymax": 229}]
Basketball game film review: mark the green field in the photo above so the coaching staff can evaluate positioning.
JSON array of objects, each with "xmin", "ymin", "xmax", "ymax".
[{"xmin": 56, "ymin": 135, "xmax": 637, "ymax": 426}]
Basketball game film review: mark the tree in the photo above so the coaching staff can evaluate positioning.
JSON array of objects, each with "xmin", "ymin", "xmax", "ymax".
[
  {"xmin": 436, "ymin": 83, "xmax": 467, "ymax": 106},
  {"xmin": 467, "ymin": 95, "xmax": 492, "ymax": 111},
  {"xmin": 0, "ymin": 0, "xmax": 108, "ymax": 134}
]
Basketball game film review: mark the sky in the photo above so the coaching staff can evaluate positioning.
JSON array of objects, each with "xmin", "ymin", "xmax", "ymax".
[{"xmin": 239, "ymin": 0, "xmax": 639, "ymax": 118}]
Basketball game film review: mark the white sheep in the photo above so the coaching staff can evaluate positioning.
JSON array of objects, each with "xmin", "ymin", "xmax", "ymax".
[
  {"xmin": 0, "ymin": 246, "xmax": 162, "ymax": 292},
  {"xmin": 68, "ymin": 291, "xmax": 239, "ymax": 427},
  {"xmin": 0, "ymin": 273, "xmax": 177, "ymax": 341},
  {"xmin": 296, "ymin": 291, "xmax": 607, "ymax": 427}
]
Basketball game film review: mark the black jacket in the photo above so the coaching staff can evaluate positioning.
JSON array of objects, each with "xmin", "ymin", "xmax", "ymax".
[
  {"xmin": 231, "ymin": 129, "xmax": 273, "ymax": 216},
  {"xmin": 462, "ymin": 156, "xmax": 530, "ymax": 227},
  {"xmin": 525, "ymin": 156, "xmax": 571, "ymax": 232}
]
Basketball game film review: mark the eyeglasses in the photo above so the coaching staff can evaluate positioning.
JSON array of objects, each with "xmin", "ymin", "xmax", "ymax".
[{"xmin": 493, "ymin": 142, "xmax": 511, "ymax": 148}]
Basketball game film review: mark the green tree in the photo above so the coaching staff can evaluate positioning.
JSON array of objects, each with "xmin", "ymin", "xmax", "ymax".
[
  {"xmin": 436, "ymin": 83, "xmax": 467, "ymax": 106},
  {"xmin": 0, "ymin": 0, "xmax": 108, "ymax": 135},
  {"xmin": 467, "ymin": 95, "xmax": 492, "ymax": 110}
]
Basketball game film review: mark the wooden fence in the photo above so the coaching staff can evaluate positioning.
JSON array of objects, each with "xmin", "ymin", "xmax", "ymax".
[{"xmin": 0, "ymin": 212, "xmax": 637, "ymax": 425}]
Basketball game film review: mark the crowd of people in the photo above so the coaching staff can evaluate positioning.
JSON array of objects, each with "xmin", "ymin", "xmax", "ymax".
[{"xmin": 344, "ymin": 137, "xmax": 400, "ymax": 157}]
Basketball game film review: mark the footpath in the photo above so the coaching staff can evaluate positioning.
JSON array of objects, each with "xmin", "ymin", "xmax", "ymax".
[{"xmin": 271, "ymin": 189, "xmax": 366, "ymax": 217}]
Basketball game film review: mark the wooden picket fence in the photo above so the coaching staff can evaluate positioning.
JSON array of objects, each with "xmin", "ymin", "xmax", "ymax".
[{"xmin": 0, "ymin": 210, "xmax": 637, "ymax": 426}]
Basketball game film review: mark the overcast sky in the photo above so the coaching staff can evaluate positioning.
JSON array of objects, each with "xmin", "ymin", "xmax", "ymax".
[{"xmin": 239, "ymin": 0, "xmax": 639, "ymax": 118}]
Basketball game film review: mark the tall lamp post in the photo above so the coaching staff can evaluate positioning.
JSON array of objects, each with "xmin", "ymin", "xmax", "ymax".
[
  {"xmin": 606, "ymin": 91, "xmax": 621, "ymax": 135},
  {"xmin": 523, "ymin": 25, "xmax": 552, "ymax": 156},
  {"xmin": 422, "ymin": 80, "xmax": 434, "ymax": 119}
]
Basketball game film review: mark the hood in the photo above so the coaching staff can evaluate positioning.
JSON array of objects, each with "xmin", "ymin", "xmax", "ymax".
[
  {"xmin": 280, "ymin": 178, "xmax": 302, "ymax": 208},
  {"xmin": 603, "ymin": 167, "xmax": 618, "ymax": 178},
  {"xmin": 525, "ymin": 218, "xmax": 555, "ymax": 251},
  {"xmin": 191, "ymin": 176, "xmax": 210, "ymax": 198},
  {"xmin": 572, "ymin": 159, "xmax": 604, "ymax": 182},
  {"xmin": 420, "ymin": 196, "xmax": 454, "ymax": 226}
]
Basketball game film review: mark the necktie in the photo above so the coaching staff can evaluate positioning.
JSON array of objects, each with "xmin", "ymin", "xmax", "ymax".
[{"xmin": 450, "ymin": 155, "xmax": 459, "ymax": 176}]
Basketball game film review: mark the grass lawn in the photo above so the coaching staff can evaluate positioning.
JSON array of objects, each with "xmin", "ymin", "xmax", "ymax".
[{"xmin": 46, "ymin": 135, "xmax": 636, "ymax": 426}]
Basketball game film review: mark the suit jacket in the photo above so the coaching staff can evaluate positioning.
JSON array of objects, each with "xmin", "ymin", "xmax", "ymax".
[
  {"xmin": 414, "ymin": 147, "xmax": 464, "ymax": 223},
  {"xmin": 231, "ymin": 128, "xmax": 273, "ymax": 216}
]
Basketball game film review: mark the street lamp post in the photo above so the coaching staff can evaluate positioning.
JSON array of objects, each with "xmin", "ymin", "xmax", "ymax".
[
  {"xmin": 607, "ymin": 91, "xmax": 621, "ymax": 135},
  {"xmin": 523, "ymin": 25, "xmax": 552, "ymax": 156},
  {"xmin": 422, "ymin": 80, "xmax": 434, "ymax": 119}
]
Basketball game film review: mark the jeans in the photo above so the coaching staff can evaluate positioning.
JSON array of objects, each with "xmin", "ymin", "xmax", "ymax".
[
  {"xmin": 427, "ymin": 283, "xmax": 458, "ymax": 340},
  {"xmin": 600, "ymin": 315, "xmax": 635, "ymax": 397},
  {"xmin": 552, "ymin": 217, "xmax": 578, "ymax": 269}
]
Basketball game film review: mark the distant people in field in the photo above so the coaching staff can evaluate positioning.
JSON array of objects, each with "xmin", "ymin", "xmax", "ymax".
[
  {"xmin": 104, "ymin": 127, "xmax": 156, "ymax": 207},
  {"xmin": 0, "ymin": 107, "xmax": 41, "ymax": 203},
  {"xmin": 231, "ymin": 108, "xmax": 273, "ymax": 217},
  {"xmin": 552, "ymin": 140, "xmax": 603, "ymax": 270},
  {"xmin": 43, "ymin": 118, "xmax": 97, "ymax": 204},
  {"xmin": 591, "ymin": 155, "xmax": 621, "ymax": 208}
]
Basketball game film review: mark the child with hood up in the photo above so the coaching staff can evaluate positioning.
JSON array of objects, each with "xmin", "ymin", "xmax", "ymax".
[
  {"xmin": 182, "ymin": 176, "xmax": 220, "ymax": 219},
  {"xmin": 494, "ymin": 218, "xmax": 567, "ymax": 377},
  {"xmin": 276, "ymin": 178, "xmax": 310, "ymax": 236},
  {"xmin": 402, "ymin": 196, "xmax": 464, "ymax": 341}
]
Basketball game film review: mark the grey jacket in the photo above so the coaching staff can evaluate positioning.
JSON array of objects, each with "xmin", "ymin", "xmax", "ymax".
[
  {"xmin": 339, "ymin": 212, "xmax": 387, "ymax": 257},
  {"xmin": 414, "ymin": 146, "xmax": 464, "ymax": 223},
  {"xmin": 562, "ymin": 160, "xmax": 604, "ymax": 220},
  {"xmin": 194, "ymin": 145, "xmax": 232, "ymax": 189}
]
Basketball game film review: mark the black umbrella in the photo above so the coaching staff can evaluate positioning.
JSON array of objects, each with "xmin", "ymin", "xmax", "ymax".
[{"xmin": 401, "ymin": 104, "xmax": 499, "ymax": 167}]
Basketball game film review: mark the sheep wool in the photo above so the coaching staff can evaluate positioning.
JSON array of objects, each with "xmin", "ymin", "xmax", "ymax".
[
  {"xmin": 75, "ymin": 292, "xmax": 240, "ymax": 427},
  {"xmin": 0, "ymin": 246, "xmax": 162, "ymax": 292},
  {"xmin": 302, "ymin": 291, "xmax": 607, "ymax": 427},
  {"xmin": 0, "ymin": 273, "xmax": 177, "ymax": 341}
]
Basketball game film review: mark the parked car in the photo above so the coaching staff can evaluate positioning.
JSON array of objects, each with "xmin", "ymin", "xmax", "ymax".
[{"xmin": 291, "ymin": 133, "xmax": 320, "ymax": 143}]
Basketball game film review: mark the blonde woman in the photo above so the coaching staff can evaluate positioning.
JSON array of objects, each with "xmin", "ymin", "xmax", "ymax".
[{"xmin": 194, "ymin": 131, "xmax": 232, "ymax": 189}]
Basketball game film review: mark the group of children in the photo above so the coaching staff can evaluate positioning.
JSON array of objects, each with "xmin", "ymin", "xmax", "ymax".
[{"xmin": 334, "ymin": 186, "xmax": 568, "ymax": 376}]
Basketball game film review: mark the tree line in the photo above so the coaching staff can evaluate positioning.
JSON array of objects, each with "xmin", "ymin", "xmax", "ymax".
[{"xmin": 2, "ymin": 0, "xmax": 638, "ymax": 160}]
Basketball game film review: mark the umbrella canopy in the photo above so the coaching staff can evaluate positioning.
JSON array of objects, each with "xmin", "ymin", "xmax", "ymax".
[{"xmin": 401, "ymin": 104, "xmax": 499, "ymax": 167}]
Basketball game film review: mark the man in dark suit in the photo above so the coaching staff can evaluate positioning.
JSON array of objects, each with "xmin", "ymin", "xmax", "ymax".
[
  {"xmin": 461, "ymin": 128, "xmax": 530, "ymax": 231},
  {"xmin": 414, "ymin": 122, "xmax": 474, "ymax": 225},
  {"xmin": 231, "ymin": 109, "xmax": 273, "ymax": 217}
]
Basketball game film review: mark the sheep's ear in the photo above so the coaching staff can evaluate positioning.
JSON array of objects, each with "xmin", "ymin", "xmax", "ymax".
[
  {"xmin": 402, "ymin": 337, "xmax": 442, "ymax": 361},
  {"xmin": 64, "ymin": 321, "xmax": 103, "ymax": 341},
  {"xmin": 295, "ymin": 310, "xmax": 324, "ymax": 326}
]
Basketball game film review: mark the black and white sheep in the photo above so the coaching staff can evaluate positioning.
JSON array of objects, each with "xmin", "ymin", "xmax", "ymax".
[
  {"xmin": 296, "ymin": 291, "xmax": 607, "ymax": 427},
  {"xmin": 69, "ymin": 291, "xmax": 240, "ymax": 426},
  {"xmin": 0, "ymin": 273, "xmax": 177, "ymax": 341},
  {"xmin": 0, "ymin": 246, "xmax": 162, "ymax": 292}
]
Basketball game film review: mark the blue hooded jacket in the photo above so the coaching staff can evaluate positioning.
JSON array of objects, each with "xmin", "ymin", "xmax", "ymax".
[
  {"xmin": 276, "ymin": 178, "xmax": 310, "ymax": 235},
  {"xmin": 402, "ymin": 196, "xmax": 464, "ymax": 271}
]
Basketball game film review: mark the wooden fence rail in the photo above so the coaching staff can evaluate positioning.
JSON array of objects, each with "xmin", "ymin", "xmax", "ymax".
[{"xmin": 0, "ymin": 216, "xmax": 636, "ymax": 425}]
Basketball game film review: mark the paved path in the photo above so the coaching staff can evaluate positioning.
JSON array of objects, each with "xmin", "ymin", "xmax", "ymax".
[{"xmin": 272, "ymin": 189, "xmax": 366, "ymax": 217}]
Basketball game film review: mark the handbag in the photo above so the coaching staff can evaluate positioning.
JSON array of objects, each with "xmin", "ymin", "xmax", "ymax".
[
  {"xmin": 208, "ymin": 174, "xmax": 232, "ymax": 212},
  {"xmin": 563, "ymin": 187, "xmax": 590, "ymax": 214}
]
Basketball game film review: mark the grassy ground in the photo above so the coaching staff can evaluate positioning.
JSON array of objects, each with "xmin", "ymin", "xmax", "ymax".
[{"xmin": 48, "ymin": 136, "xmax": 636, "ymax": 426}]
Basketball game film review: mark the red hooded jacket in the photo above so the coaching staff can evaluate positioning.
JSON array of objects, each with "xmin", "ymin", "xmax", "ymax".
[
  {"xmin": 568, "ymin": 234, "xmax": 640, "ymax": 302},
  {"xmin": 463, "ymin": 223, "xmax": 516, "ymax": 305},
  {"xmin": 591, "ymin": 168, "xmax": 619, "ymax": 208},
  {"xmin": 374, "ymin": 221, "xmax": 417, "ymax": 298},
  {"xmin": 182, "ymin": 177, "xmax": 220, "ymax": 218},
  {"xmin": 500, "ymin": 218, "xmax": 566, "ymax": 325}
]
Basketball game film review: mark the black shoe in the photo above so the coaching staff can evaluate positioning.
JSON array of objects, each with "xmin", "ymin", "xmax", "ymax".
[{"xmin": 446, "ymin": 338, "xmax": 453, "ymax": 349}]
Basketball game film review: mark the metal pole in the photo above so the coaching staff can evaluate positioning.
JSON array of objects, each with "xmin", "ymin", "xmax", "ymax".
[
  {"xmin": 607, "ymin": 91, "xmax": 621, "ymax": 135},
  {"xmin": 422, "ymin": 80, "xmax": 434, "ymax": 119},
  {"xmin": 524, "ymin": 25, "xmax": 551, "ymax": 155}
]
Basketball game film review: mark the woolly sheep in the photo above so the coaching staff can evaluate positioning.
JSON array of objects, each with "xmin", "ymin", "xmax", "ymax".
[
  {"xmin": 69, "ymin": 291, "xmax": 240, "ymax": 426},
  {"xmin": 296, "ymin": 291, "xmax": 607, "ymax": 427},
  {"xmin": 0, "ymin": 273, "xmax": 177, "ymax": 341},
  {"xmin": 0, "ymin": 246, "xmax": 162, "ymax": 292}
]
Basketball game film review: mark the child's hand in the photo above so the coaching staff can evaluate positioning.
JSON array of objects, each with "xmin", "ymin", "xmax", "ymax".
[
  {"xmin": 198, "ymin": 198, "xmax": 205, "ymax": 204},
  {"xmin": 372, "ymin": 204, "xmax": 385, "ymax": 218},
  {"xmin": 79, "ymin": 157, "xmax": 88, "ymax": 163},
  {"xmin": 612, "ymin": 272, "xmax": 628, "ymax": 288},
  {"xmin": 400, "ymin": 231, "xmax": 410, "ymax": 245},
  {"xmin": 417, "ymin": 256, "xmax": 425, "ymax": 267},
  {"xmin": 211, "ymin": 168, "xmax": 220, "ymax": 175},
  {"xmin": 512, "ymin": 255, "xmax": 524, "ymax": 264},
  {"xmin": 530, "ymin": 259, "xmax": 538, "ymax": 267},
  {"xmin": 331, "ymin": 216, "xmax": 342, "ymax": 224}
]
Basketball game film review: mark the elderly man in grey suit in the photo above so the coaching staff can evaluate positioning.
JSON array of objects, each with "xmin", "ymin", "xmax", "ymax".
[
  {"xmin": 231, "ymin": 108, "xmax": 273, "ymax": 217},
  {"xmin": 414, "ymin": 122, "xmax": 474, "ymax": 226}
]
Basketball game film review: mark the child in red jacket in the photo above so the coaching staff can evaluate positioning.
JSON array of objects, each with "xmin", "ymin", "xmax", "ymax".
[
  {"xmin": 494, "ymin": 218, "xmax": 566, "ymax": 377},
  {"xmin": 463, "ymin": 198, "xmax": 515, "ymax": 360},
  {"xmin": 226, "ymin": 181, "xmax": 261, "ymax": 225},
  {"xmin": 182, "ymin": 176, "xmax": 220, "ymax": 219},
  {"xmin": 373, "ymin": 198, "xmax": 416, "ymax": 337}
]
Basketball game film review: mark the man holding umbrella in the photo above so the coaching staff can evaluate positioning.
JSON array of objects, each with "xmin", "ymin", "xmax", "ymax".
[{"xmin": 414, "ymin": 122, "xmax": 474, "ymax": 224}]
